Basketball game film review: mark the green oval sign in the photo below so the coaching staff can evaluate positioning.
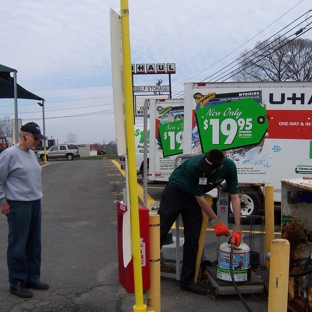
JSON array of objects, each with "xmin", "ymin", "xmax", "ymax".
[
  {"xmin": 158, "ymin": 119, "xmax": 184, "ymax": 157},
  {"xmin": 195, "ymin": 98, "xmax": 268, "ymax": 152}
]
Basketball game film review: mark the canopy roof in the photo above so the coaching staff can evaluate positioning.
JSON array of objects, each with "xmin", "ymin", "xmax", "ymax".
[
  {"xmin": 0, "ymin": 64, "xmax": 16, "ymax": 72},
  {"xmin": 0, "ymin": 64, "xmax": 44, "ymax": 101}
]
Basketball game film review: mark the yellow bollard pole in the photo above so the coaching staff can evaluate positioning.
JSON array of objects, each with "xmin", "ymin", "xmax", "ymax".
[
  {"xmin": 147, "ymin": 214, "xmax": 160, "ymax": 312},
  {"xmin": 120, "ymin": 1, "xmax": 146, "ymax": 311},
  {"xmin": 265, "ymin": 184, "xmax": 274, "ymax": 269},
  {"xmin": 43, "ymin": 146, "xmax": 47, "ymax": 162},
  {"xmin": 268, "ymin": 239, "xmax": 290, "ymax": 312},
  {"xmin": 194, "ymin": 195, "xmax": 211, "ymax": 284}
]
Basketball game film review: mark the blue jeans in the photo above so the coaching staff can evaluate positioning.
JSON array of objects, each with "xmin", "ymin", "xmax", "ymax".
[{"xmin": 7, "ymin": 200, "xmax": 42, "ymax": 286}]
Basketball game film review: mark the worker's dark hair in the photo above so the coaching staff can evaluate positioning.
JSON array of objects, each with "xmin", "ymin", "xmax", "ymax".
[{"xmin": 206, "ymin": 149, "xmax": 225, "ymax": 167}]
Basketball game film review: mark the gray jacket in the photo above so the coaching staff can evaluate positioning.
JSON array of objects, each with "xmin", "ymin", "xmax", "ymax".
[{"xmin": 0, "ymin": 145, "xmax": 42, "ymax": 204}]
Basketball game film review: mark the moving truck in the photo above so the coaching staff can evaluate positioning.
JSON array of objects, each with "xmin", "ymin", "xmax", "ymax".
[
  {"xmin": 147, "ymin": 82, "xmax": 312, "ymax": 218},
  {"xmin": 182, "ymin": 81, "xmax": 312, "ymax": 216},
  {"xmin": 148, "ymin": 99, "xmax": 184, "ymax": 182},
  {"xmin": 134, "ymin": 124, "xmax": 150, "ymax": 177},
  {"xmin": 129, "ymin": 99, "xmax": 184, "ymax": 183}
]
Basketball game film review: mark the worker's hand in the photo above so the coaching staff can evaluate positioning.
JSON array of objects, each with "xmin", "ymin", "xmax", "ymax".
[
  {"xmin": 230, "ymin": 224, "xmax": 242, "ymax": 247},
  {"xmin": 211, "ymin": 217, "xmax": 229, "ymax": 237}
]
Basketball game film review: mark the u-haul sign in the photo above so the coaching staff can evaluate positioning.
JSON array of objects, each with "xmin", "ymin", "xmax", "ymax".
[{"xmin": 132, "ymin": 63, "xmax": 176, "ymax": 74}]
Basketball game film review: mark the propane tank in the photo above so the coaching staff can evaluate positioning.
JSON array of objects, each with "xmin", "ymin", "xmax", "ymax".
[{"xmin": 217, "ymin": 240, "xmax": 251, "ymax": 282}]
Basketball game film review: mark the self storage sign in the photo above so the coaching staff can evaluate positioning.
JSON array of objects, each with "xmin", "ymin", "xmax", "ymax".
[{"xmin": 195, "ymin": 98, "xmax": 268, "ymax": 152}]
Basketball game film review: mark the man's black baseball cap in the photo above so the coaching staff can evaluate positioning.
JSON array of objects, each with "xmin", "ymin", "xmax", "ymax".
[
  {"xmin": 20, "ymin": 122, "xmax": 47, "ymax": 140},
  {"xmin": 197, "ymin": 149, "xmax": 225, "ymax": 174}
]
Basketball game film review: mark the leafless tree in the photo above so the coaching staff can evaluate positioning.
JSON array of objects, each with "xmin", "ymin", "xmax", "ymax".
[
  {"xmin": 0, "ymin": 116, "xmax": 12, "ymax": 137},
  {"xmin": 233, "ymin": 37, "xmax": 312, "ymax": 82},
  {"xmin": 66, "ymin": 132, "xmax": 78, "ymax": 143}
]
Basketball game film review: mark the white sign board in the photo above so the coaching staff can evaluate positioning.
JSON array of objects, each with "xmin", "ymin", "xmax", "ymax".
[
  {"xmin": 133, "ymin": 85, "xmax": 170, "ymax": 92},
  {"xmin": 135, "ymin": 95, "xmax": 169, "ymax": 117},
  {"xmin": 110, "ymin": 8, "xmax": 126, "ymax": 156}
]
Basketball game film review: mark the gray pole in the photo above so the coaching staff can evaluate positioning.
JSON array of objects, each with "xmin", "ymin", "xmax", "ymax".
[
  {"xmin": 38, "ymin": 101, "xmax": 47, "ymax": 161},
  {"xmin": 143, "ymin": 99, "xmax": 148, "ymax": 207},
  {"xmin": 168, "ymin": 73, "xmax": 172, "ymax": 99},
  {"xmin": 13, "ymin": 71, "xmax": 18, "ymax": 143},
  {"xmin": 42, "ymin": 100, "xmax": 47, "ymax": 161},
  {"xmin": 42, "ymin": 100, "xmax": 46, "ymax": 146}
]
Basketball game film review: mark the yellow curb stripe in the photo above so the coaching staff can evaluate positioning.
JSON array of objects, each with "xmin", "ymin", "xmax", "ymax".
[{"xmin": 110, "ymin": 159, "xmax": 155, "ymax": 208}]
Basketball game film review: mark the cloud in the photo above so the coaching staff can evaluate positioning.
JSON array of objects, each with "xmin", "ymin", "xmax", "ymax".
[{"xmin": 0, "ymin": 0, "xmax": 311, "ymax": 144}]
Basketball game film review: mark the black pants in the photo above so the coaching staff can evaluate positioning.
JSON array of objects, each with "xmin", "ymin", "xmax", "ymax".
[{"xmin": 158, "ymin": 183, "xmax": 203, "ymax": 285}]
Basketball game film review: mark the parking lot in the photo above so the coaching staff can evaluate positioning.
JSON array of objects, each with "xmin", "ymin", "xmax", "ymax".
[{"xmin": 0, "ymin": 158, "xmax": 270, "ymax": 311}]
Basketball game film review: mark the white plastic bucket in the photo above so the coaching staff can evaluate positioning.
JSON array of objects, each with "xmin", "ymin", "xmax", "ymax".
[{"xmin": 217, "ymin": 242, "xmax": 251, "ymax": 282}]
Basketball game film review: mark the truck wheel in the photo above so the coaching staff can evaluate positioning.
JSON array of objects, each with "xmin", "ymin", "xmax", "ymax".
[
  {"xmin": 141, "ymin": 161, "xmax": 149, "ymax": 184},
  {"xmin": 66, "ymin": 154, "xmax": 74, "ymax": 161},
  {"xmin": 229, "ymin": 191, "xmax": 263, "ymax": 224},
  {"xmin": 40, "ymin": 154, "xmax": 48, "ymax": 161}
]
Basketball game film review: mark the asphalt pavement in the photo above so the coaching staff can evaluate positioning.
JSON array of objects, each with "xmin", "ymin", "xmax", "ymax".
[{"xmin": 0, "ymin": 159, "xmax": 269, "ymax": 311}]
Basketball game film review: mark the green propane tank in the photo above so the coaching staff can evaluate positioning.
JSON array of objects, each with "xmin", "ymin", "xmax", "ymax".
[{"xmin": 217, "ymin": 241, "xmax": 251, "ymax": 282}]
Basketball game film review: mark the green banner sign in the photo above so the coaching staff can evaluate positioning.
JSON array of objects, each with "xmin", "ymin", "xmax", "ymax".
[
  {"xmin": 158, "ymin": 119, "xmax": 184, "ymax": 157},
  {"xmin": 196, "ymin": 98, "xmax": 268, "ymax": 152}
]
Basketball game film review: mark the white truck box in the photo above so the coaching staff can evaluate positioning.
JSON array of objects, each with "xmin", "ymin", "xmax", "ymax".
[
  {"xmin": 134, "ymin": 124, "xmax": 150, "ymax": 175},
  {"xmin": 183, "ymin": 81, "xmax": 312, "ymax": 212},
  {"xmin": 148, "ymin": 98, "xmax": 184, "ymax": 182}
]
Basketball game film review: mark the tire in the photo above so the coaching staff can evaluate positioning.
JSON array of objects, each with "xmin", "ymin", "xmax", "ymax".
[
  {"xmin": 141, "ymin": 160, "xmax": 149, "ymax": 184},
  {"xmin": 66, "ymin": 154, "xmax": 74, "ymax": 161},
  {"xmin": 40, "ymin": 154, "xmax": 48, "ymax": 161},
  {"xmin": 229, "ymin": 189, "xmax": 263, "ymax": 224}
]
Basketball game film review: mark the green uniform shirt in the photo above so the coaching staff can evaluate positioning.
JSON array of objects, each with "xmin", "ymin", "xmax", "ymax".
[{"xmin": 169, "ymin": 154, "xmax": 238, "ymax": 196}]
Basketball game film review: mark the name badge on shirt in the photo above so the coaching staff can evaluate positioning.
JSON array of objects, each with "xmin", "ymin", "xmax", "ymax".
[{"xmin": 199, "ymin": 177, "xmax": 207, "ymax": 185}]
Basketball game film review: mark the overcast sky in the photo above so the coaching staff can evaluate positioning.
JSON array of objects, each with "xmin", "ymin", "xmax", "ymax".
[{"xmin": 0, "ymin": 0, "xmax": 311, "ymax": 145}]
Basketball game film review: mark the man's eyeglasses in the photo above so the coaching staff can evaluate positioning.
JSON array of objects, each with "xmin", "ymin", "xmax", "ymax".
[{"xmin": 26, "ymin": 133, "xmax": 39, "ymax": 141}]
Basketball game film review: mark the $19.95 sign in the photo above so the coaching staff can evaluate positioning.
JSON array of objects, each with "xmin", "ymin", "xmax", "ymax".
[
  {"xmin": 158, "ymin": 120, "xmax": 183, "ymax": 157},
  {"xmin": 196, "ymin": 98, "xmax": 268, "ymax": 152}
]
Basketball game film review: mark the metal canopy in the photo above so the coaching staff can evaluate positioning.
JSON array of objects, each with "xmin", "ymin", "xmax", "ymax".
[
  {"xmin": 0, "ymin": 64, "xmax": 44, "ymax": 100},
  {"xmin": 0, "ymin": 64, "xmax": 45, "ymax": 143}
]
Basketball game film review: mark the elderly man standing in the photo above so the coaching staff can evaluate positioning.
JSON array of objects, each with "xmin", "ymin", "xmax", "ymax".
[{"xmin": 0, "ymin": 122, "xmax": 49, "ymax": 298}]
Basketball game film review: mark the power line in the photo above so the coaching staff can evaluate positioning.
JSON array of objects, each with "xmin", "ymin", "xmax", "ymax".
[
  {"xmin": 205, "ymin": 10, "xmax": 312, "ymax": 82},
  {"xmin": 0, "ymin": 95, "xmax": 113, "ymax": 109},
  {"xmin": 19, "ymin": 109, "xmax": 115, "ymax": 121},
  {"xmin": 194, "ymin": 0, "xmax": 305, "ymax": 83},
  {"xmin": 222, "ymin": 17, "xmax": 312, "ymax": 81},
  {"xmin": 172, "ymin": 2, "xmax": 308, "ymax": 98},
  {"xmin": 2, "ymin": 102, "xmax": 114, "ymax": 115}
]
